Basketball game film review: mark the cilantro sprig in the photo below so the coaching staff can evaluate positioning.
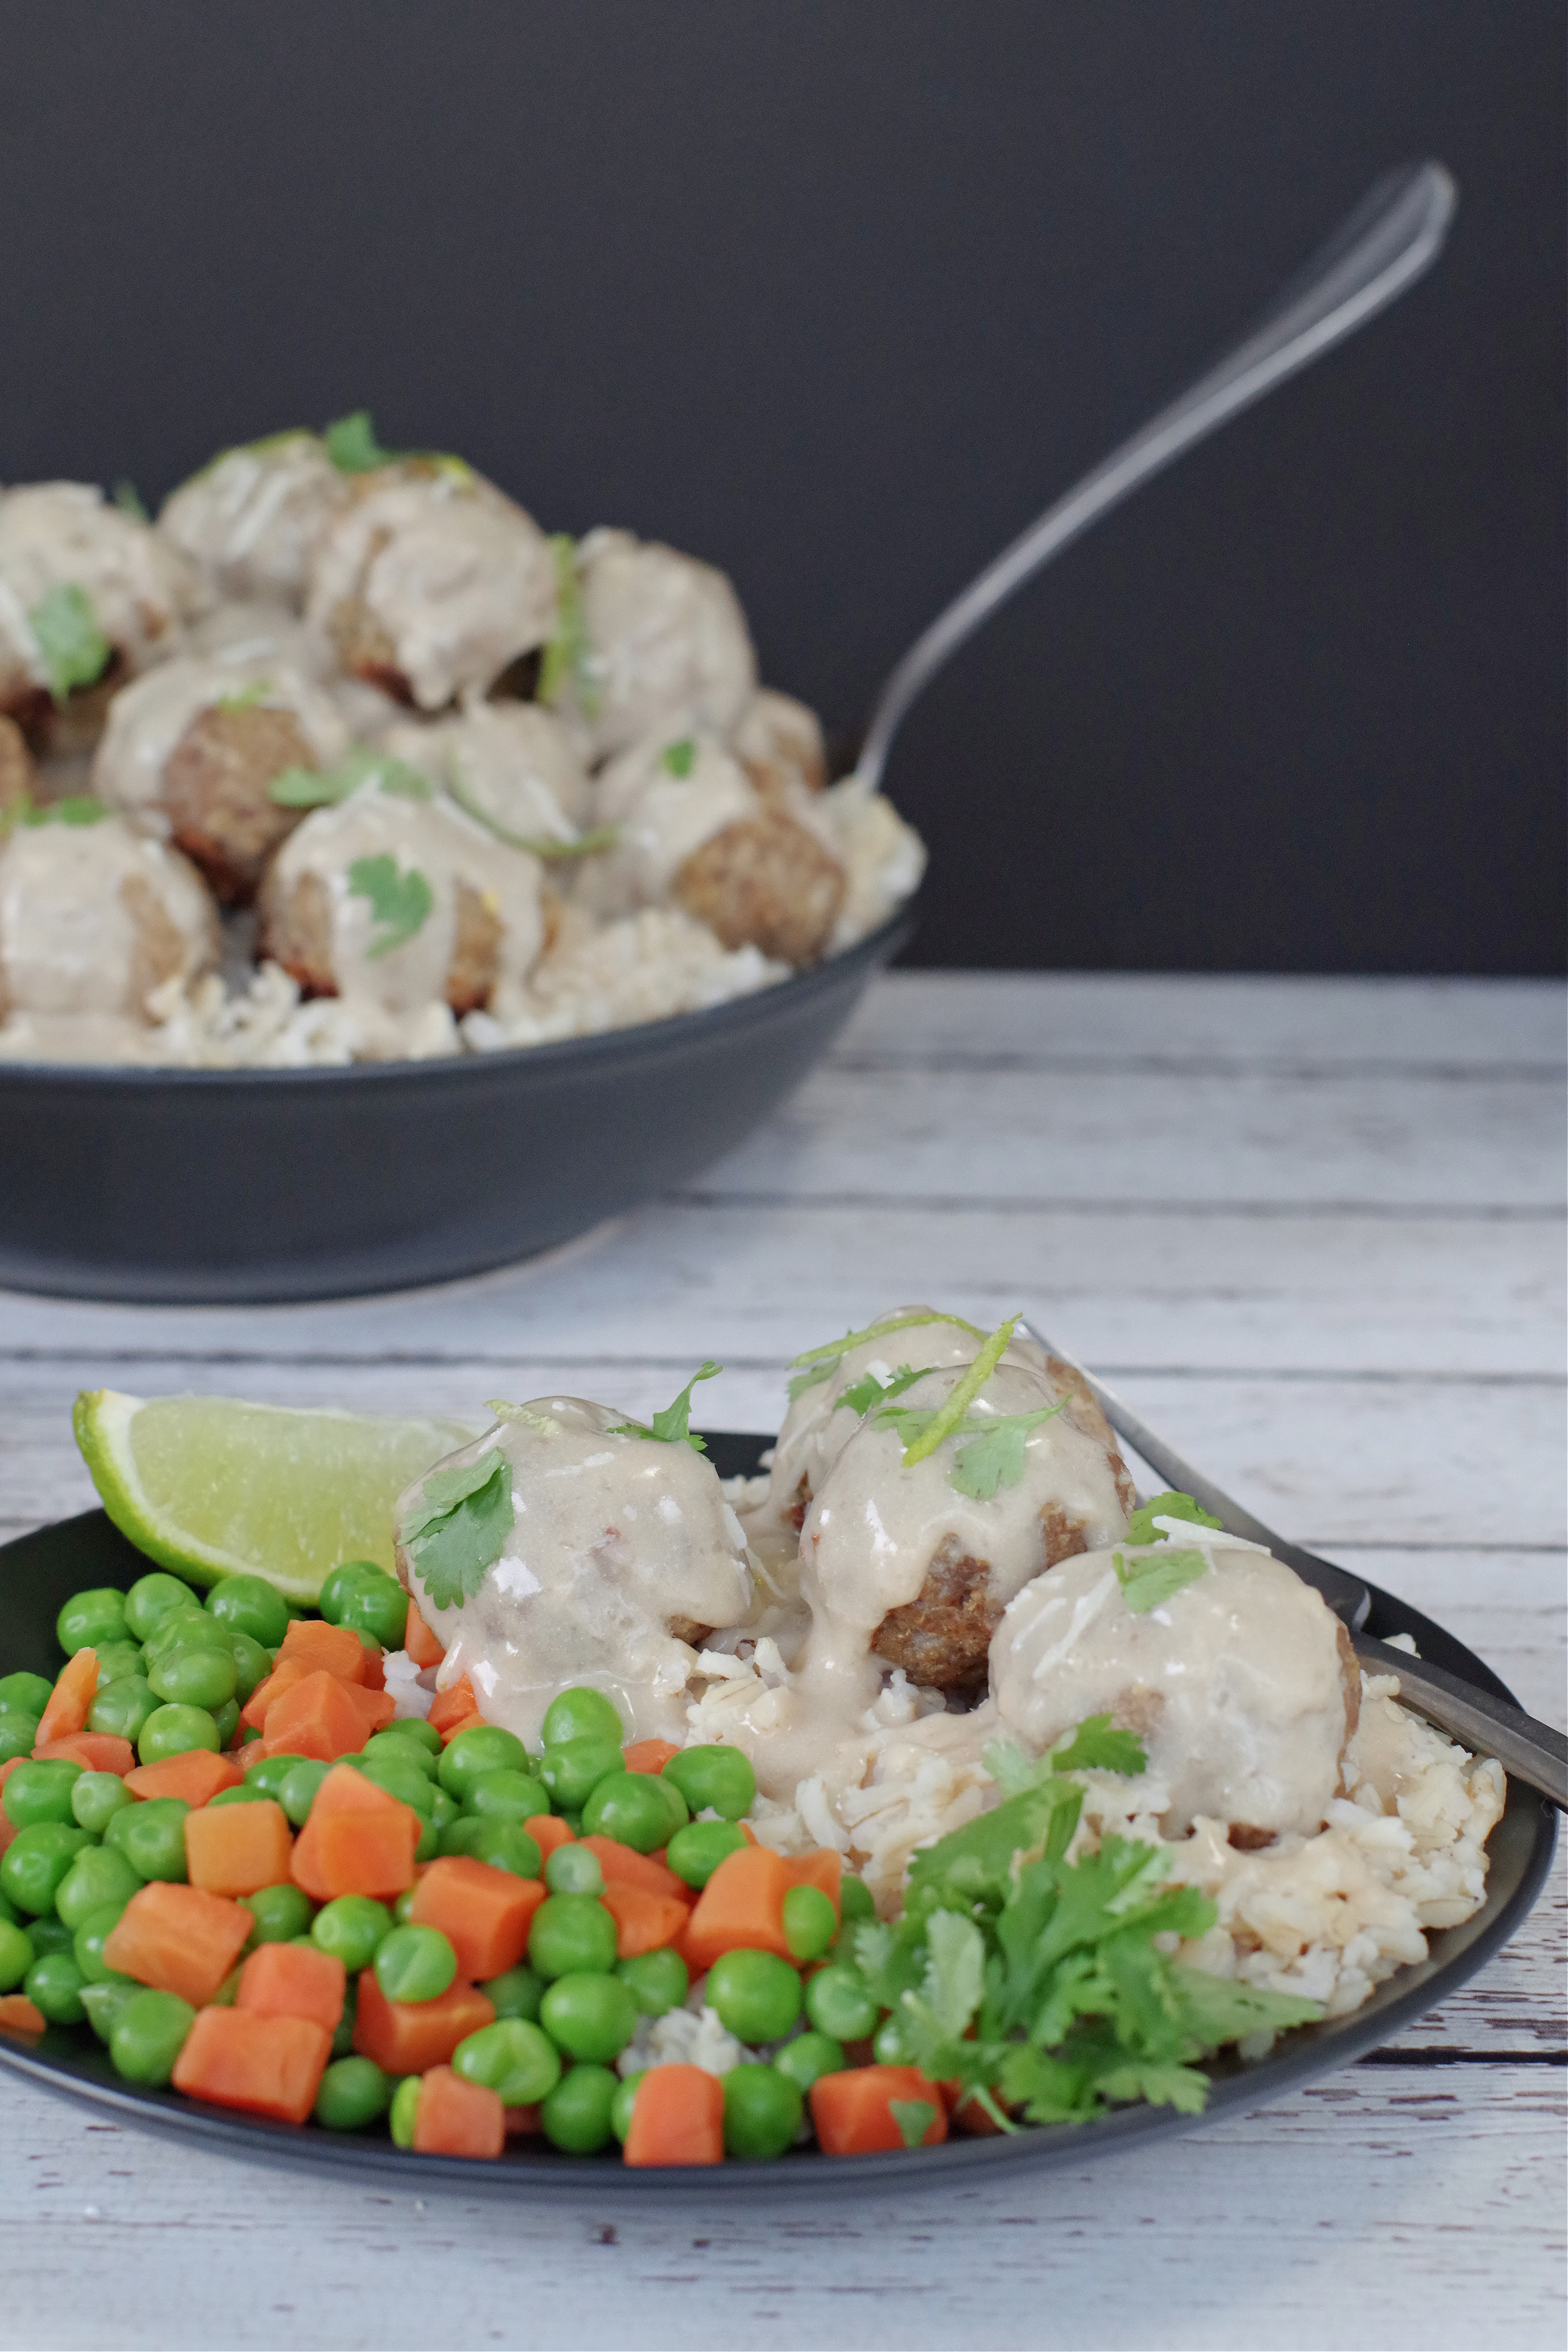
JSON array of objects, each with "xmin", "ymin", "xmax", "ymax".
[
  {"xmin": 839, "ymin": 1362, "xmax": 924, "ymax": 1419},
  {"xmin": 19, "ymin": 795, "xmax": 110, "ymax": 829},
  {"xmin": 538, "ymin": 535, "xmax": 599, "ymax": 718},
  {"xmin": 1113, "ymin": 1547, "xmax": 1211, "ymax": 1615},
  {"xmin": 324, "ymin": 409, "xmax": 399, "ymax": 474},
  {"xmin": 660, "ymin": 738, "xmax": 696, "ymax": 778},
  {"xmin": 873, "ymin": 1396, "xmax": 1069, "ymax": 1502},
  {"xmin": 111, "ymin": 479, "xmax": 149, "ymax": 521},
  {"xmin": 398, "ymin": 1449, "xmax": 514, "ymax": 1612},
  {"xmin": 28, "ymin": 585, "xmax": 111, "ymax": 704},
  {"xmin": 1125, "ymin": 1491, "xmax": 1224, "ymax": 1545},
  {"xmin": 786, "ymin": 1356, "xmax": 839, "ymax": 1404},
  {"xmin": 608, "ymin": 1363, "xmax": 722, "ymax": 1453},
  {"xmin": 346, "ymin": 855, "xmax": 435, "ymax": 958}
]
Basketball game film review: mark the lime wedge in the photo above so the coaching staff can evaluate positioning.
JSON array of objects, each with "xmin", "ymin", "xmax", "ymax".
[{"xmin": 73, "ymin": 1389, "xmax": 481, "ymax": 1604}]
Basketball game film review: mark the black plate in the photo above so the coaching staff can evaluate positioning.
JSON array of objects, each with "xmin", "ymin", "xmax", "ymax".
[
  {"xmin": 0, "ymin": 1433, "xmax": 1555, "ymax": 2198},
  {"xmin": 0, "ymin": 900, "xmax": 915, "ymax": 1306}
]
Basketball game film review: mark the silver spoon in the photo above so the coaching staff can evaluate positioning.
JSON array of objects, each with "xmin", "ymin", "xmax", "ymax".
[
  {"xmin": 853, "ymin": 161, "xmax": 1457, "ymax": 791},
  {"xmin": 1021, "ymin": 1320, "xmax": 1568, "ymax": 1812}
]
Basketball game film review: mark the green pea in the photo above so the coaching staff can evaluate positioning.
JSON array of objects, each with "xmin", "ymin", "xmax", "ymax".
[
  {"xmin": 278, "ymin": 1759, "xmax": 331, "ymax": 1825},
  {"xmin": 352, "ymin": 1754, "xmax": 435, "ymax": 1817},
  {"xmin": 463, "ymin": 1820, "xmax": 541, "ymax": 1881},
  {"xmin": 26, "ymin": 1948, "xmax": 87, "ymax": 2024},
  {"xmin": 540, "ymin": 1972, "xmax": 638, "ymax": 2065},
  {"xmin": 143, "ymin": 1610, "xmax": 233, "ymax": 1672},
  {"xmin": 783, "ymin": 1885, "xmax": 838, "ymax": 1963},
  {"xmin": 110, "ymin": 1987, "xmax": 195, "ymax": 2085},
  {"xmin": 331, "ymin": 1984, "xmax": 357, "ymax": 2056},
  {"xmin": 55, "ymin": 1844, "xmax": 143, "ymax": 1931},
  {"xmin": 438, "ymin": 1816, "xmax": 487, "ymax": 1862},
  {"xmin": 318, "ymin": 1560, "xmax": 408, "ymax": 1650},
  {"xmin": 81, "ymin": 1975, "xmax": 142, "ymax": 2045},
  {"xmin": 463, "ymin": 1767, "xmax": 545, "ymax": 1821},
  {"xmin": 413, "ymin": 1815, "xmax": 441, "ymax": 1864},
  {"xmin": 242, "ymin": 1751, "xmax": 307, "ymax": 1800},
  {"xmin": 427, "ymin": 1786, "xmax": 458, "ymax": 1835},
  {"xmin": 148, "ymin": 1645, "xmax": 237, "ymax": 1711},
  {"xmin": 374, "ymin": 1924, "xmax": 456, "ymax": 2004},
  {"xmin": 804, "ymin": 1963, "xmax": 880, "ymax": 2044},
  {"xmin": 0, "ymin": 1672, "xmax": 52, "ymax": 1720},
  {"xmin": 138, "ymin": 1703, "xmax": 220, "ymax": 1765},
  {"xmin": 361, "ymin": 1731, "xmax": 439, "ymax": 1781},
  {"xmin": 580, "ymin": 1771, "xmax": 674, "ymax": 1855},
  {"xmin": 388, "ymin": 1715, "xmax": 442, "ymax": 1757},
  {"xmin": 123, "ymin": 1573, "xmax": 200, "ymax": 1643},
  {"xmin": 0, "ymin": 1718, "xmax": 39, "ymax": 1766},
  {"xmin": 452, "ymin": 2017, "xmax": 562, "ymax": 2107},
  {"xmin": 436, "ymin": 1724, "xmax": 530, "ymax": 1804},
  {"xmin": 312, "ymin": 1896, "xmax": 393, "ymax": 1974},
  {"xmin": 315, "ymin": 2054, "xmax": 391, "ymax": 2132},
  {"xmin": 211, "ymin": 1966, "xmax": 243, "ymax": 2006},
  {"xmin": 106, "ymin": 1797, "xmax": 189, "ymax": 1883},
  {"xmin": 0, "ymin": 1918, "xmax": 34, "ymax": 1991},
  {"xmin": 839, "ymin": 1876, "xmax": 876, "ymax": 1925},
  {"xmin": 87, "ymin": 1677, "xmax": 159, "ymax": 1744},
  {"xmin": 238, "ymin": 1883, "xmax": 315, "ymax": 1944},
  {"xmin": 25, "ymin": 1914, "xmax": 76, "ymax": 1956},
  {"xmin": 537, "ymin": 1735, "xmax": 623, "ymax": 1814},
  {"xmin": 544, "ymin": 1845, "xmax": 603, "ymax": 1897},
  {"xmin": 526, "ymin": 1893, "xmax": 618, "ymax": 1982},
  {"xmin": 206, "ymin": 1575, "xmax": 289, "ymax": 1649},
  {"xmin": 212, "ymin": 1699, "xmax": 240, "ymax": 1748},
  {"xmin": 217, "ymin": 1632, "xmax": 273, "ymax": 1705},
  {"xmin": 610, "ymin": 2070, "xmax": 644, "ymax": 2144},
  {"xmin": 392, "ymin": 1889, "xmax": 417, "ymax": 1925},
  {"xmin": 539, "ymin": 2063, "xmax": 618, "ymax": 2154},
  {"xmin": 55, "ymin": 1587, "xmax": 130, "ymax": 1653},
  {"xmin": 73, "ymin": 1903, "xmax": 131, "ymax": 1984},
  {"xmin": 722, "ymin": 2061, "xmax": 803, "ymax": 2160},
  {"xmin": 389, "ymin": 2074, "xmax": 421, "ymax": 2148},
  {"xmin": 482, "ymin": 1964, "xmax": 544, "ymax": 2023},
  {"xmin": 207, "ymin": 1784, "xmax": 268, "ymax": 1808},
  {"xmin": 540, "ymin": 1687, "xmax": 625, "ymax": 1750},
  {"xmin": 706, "ymin": 1950, "xmax": 802, "ymax": 2045},
  {"xmin": 1, "ymin": 1822, "xmax": 94, "ymax": 1915},
  {"xmin": 3, "ymin": 1759, "xmax": 84, "ymax": 1831},
  {"xmin": 773, "ymin": 2031, "xmax": 846, "ymax": 2094},
  {"xmin": 617, "ymin": 1948, "xmax": 689, "ymax": 2018},
  {"xmin": 0, "ymin": 1887, "xmax": 19, "ymax": 1925},
  {"xmin": 661, "ymin": 1743, "xmax": 756, "ymax": 1823},
  {"xmin": 90, "ymin": 1641, "xmax": 145, "ymax": 1688},
  {"xmin": 665, "ymin": 1820, "xmax": 749, "ymax": 1890}
]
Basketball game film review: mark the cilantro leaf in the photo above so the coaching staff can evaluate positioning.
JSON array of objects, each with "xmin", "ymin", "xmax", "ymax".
[
  {"xmin": 948, "ymin": 1399, "xmax": 1069, "ymax": 1499},
  {"xmin": 1125, "ymin": 1491, "xmax": 1224, "ymax": 1545},
  {"xmin": 608, "ymin": 1363, "xmax": 722, "ymax": 1453},
  {"xmin": 921, "ymin": 1908, "xmax": 986, "ymax": 2036},
  {"xmin": 399, "ymin": 1449, "xmax": 514, "ymax": 1612},
  {"xmin": 111, "ymin": 478, "xmax": 149, "ymax": 521},
  {"xmin": 1048, "ymin": 1716, "xmax": 1149, "ymax": 1778},
  {"xmin": 1093, "ymin": 2060, "xmax": 1211, "ymax": 2115},
  {"xmin": 216, "ymin": 680, "xmax": 270, "ymax": 713},
  {"xmin": 346, "ymin": 854, "xmax": 435, "ymax": 958},
  {"xmin": 324, "ymin": 409, "xmax": 398, "ymax": 473},
  {"xmin": 1113, "ymin": 1547, "xmax": 1211, "ymax": 1615},
  {"xmin": 538, "ymin": 535, "xmax": 599, "ymax": 718},
  {"xmin": 899, "ymin": 1313, "xmax": 1020, "ymax": 1468},
  {"xmin": 839, "ymin": 1362, "xmax": 923, "ymax": 1419},
  {"xmin": 888, "ymin": 2099, "xmax": 939, "ymax": 2150},
  {"xmin": 789, "ymin": 1310, "xmax": 985, "ymax": 1371},
  {"xmin": 786, "ymin": 1355, "xmax": 839, "ymax": 1404},
  {"xmin": 270, "ymin": 747, "xmax": 432, "ymax": 809},
  {"xmin": 28, "ymin": 585, "xmax": 111, "ymax": 703},
  {"xmin": 660, "ymin": 738, "xmax": 696, "ymax": 778},
  {"xmin": 22, "ymin": 795, "xmax": 109, "ymax": 829},
  {"xmin": 905, "ymin": 1778, "xmax": 1083, "ymax": 1908}
]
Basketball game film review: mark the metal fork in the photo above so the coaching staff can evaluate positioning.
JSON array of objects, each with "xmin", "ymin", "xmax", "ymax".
[{"xmin": 1021, "ymin": 1321, "xmax": 1567, "ymax": 1810}]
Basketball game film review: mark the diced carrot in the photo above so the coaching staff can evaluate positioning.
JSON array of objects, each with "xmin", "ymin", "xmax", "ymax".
[
  {"xmin": 0, "ymin": 1995, "xmax": 46, "ymax": 2034},
  {"xmin": 680, "ymin": 1844, "xmax": 793, "ymax": 1971},
  {"xmin": 103, "ymin": 1881, "xmax": 253, "ymax": 2006},
  {"xmin": 405, "ymin": 1601, "xmax": 446, "ymax": 1669},
  {"xmin": 622, "ymin": 2064, "xmax": 725, "ymax": 2167},
  {"xmin": 578, "ymin": 1836, "xmax": 688, "ymax": 1902},
  {"xmin": 504, "ymin": 2104, "xmax": 541, "ymax": 2135},
  {"xmin": 622, "ymin": 1739, "xmax": 680, "ymax": 1776},
  {"xmin": 600, "ymin": 1881, "xmax": 691, "ymax": 1960},
  {"xmin": 408, "ymin": 1855, "xmax": 545, "ymax": 1980},
  {"xmin": 352, "ymin": 1971, "xmax": 495, "ymax": 2074},
  {"xmin": 241, "ymin": 1655, "xmax": 310, "ymax": 1731},
  {"xmin": 357, "ymin": 1642, "xmax": 386, "ymax": 1693},
  {"xmin": 32, "ymin": 1732, "xmax": 135, "ymax": 1775},
  {"xmin": 810, "ymin": 2065, "xmax": 949, "ymax": 2156},
  {"xmin": 427, "ymin": 1677, "xmax": 478, "ymax": 1736},
  {"xmin": 125, "ymin": 1749, "xmax": 245, "ymax": 1805},
  {"xmin": 784, "ymin": 1849, "xmax": 842, "ymax": 1922},
  {"xmin": 258, "ymin": 1670, "xmax": 373, "ymax": 1763},
  {"xmin": 185, "ymin": 1797, "xmax": 293, "ymax": 1897},
  {"xmin": 35, "ymin": 1649, "xmax": 99, "ymax": 1746},
  {"xmin": 172, "ymin": 2005, "xmax": 332, "ymax": 2125},
  {"xmin": 340, "ymin": 1684, "xmax": 397, "ymax": 1735},
  {"xmin": 438, "ymin": 1713, "xmax": 485, "ymax": 1747},
  {"xmin": 290, "ymin": 1767, "xmax": 421, "ymax": 1902},
  {"xmin": 235, "ymin": 1939, "xmax": 346, "ymax": 2033},
  {"xmin": 525, "ymin": 1815, "xmax": 575, "ymax": 1859},
  {"xmin": 277, "ymin": 1618, "xmax": 367, "ymax": 1684},
  {"xmin": 414, "ymin": 2063, "xmax": 505, "ymax": 2158}
]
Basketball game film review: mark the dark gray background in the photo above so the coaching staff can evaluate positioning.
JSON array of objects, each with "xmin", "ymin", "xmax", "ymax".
[{"xmin": 2, "ymin": 2, "xmax": 1561, "ymax": 974}]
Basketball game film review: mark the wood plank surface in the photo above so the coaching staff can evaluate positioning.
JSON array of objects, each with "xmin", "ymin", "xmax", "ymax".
[{"xmin": 0, "ymin": 970, "xmax": 1562, "ymax": 2352}]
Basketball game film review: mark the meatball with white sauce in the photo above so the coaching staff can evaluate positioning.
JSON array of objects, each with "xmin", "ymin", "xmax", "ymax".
[
  {"xmin": 733, "ymin": 689, "xmax": 827, "ymax": 805},
  {"xmin": 306, "ymin": 463, "xmax": 556, "ymax": 711},
  {"xmin": 377, "ymin": 702, "xmax": 591, "ymax": 849},
  {"xmin": 393, "ymin": 1398, "xmax": 756, "ymax": 1744},
  {"xmin": 158, "ymin": 434, "xmax": 351, "ymax": 609},
  {"xmin": 990, "ymin": 1539, "xmax": 1360, "ymax": 1842},
  {"xmin": 555, "ymin": 528, "xmax": 757, "ymax": 760}
]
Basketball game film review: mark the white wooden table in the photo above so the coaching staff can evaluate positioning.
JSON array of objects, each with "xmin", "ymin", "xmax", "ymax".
[{"xmin": 1, "ymin": 972, "xmax": 1562, "ymax": 2352}]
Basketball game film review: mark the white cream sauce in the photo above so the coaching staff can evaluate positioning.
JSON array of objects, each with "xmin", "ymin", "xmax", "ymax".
[
  {"xmin": 733, "ymin": 689, "xmax": 826, "ymax": 796},
  {"xmin": 158, "ymin": 437, "xmax": 350, "ymax": 609},
  {"xmin": 576, "ymin": 733, "xmax": 759, "ymax": 918},
  {"xmin": 0, "ymin": 484, "xmax": 202, "ymax": 694},
  {"xmin": 568, "ymin": 529, "xmax": 757, "ymax": 759},
  {"xmin": 0, "ymin": 815, "xmax": 218, "ymax": 1038},
  {"xmin": 184, "ymin": 600, "xmax": 336, "ymax": 680},
  {"xmin": 378, "ymin": 702, "xmax": 591, "ymax": 845},
  {"xmin": 395, "ymin": 1398, "xmax": 756, "ymax": 1744},
  {"xmin": 92, "ymin": 653, "xmax": 350, "ymax": 827}
]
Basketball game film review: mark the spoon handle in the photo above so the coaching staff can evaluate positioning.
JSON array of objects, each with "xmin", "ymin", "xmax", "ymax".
[{"xmin": 855, "ymin": 161, "xmax": 1458, "ymax": 791}]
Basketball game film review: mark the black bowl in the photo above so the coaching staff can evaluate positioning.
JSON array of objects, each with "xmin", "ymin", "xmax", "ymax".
[{"xmin": 0, "ymin": 899, "xmax": 915, "ymax": 1305}]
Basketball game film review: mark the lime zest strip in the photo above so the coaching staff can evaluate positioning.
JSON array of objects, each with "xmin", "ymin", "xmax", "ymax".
[
  {"xmin": 899, "ymin": 1313, "xmax": 1020, "ymax": 1468},
  {"xmin": 788, "ymin": 1310, "xmax": 986, "ymax": 1371}
]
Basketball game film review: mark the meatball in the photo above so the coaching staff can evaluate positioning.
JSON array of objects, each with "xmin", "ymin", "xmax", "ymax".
[
  {"xmin": 377, "ymin": 702, "xmax": 591, "ymax": 848},
  {"xmin": 555, "ymin": 528, "xmax": 757, "ymax": 759},
  {"xmin": 183, "ymin": 599, "xmax": 336, "ymax": 679},
  {"xmin": 0, "ymin": 811, "xmax": 218, "ymax": 1028},
  {"xmin": 990, "ymin": 1541, "xmax": 1361, "ymax": 1840},
  {"xmin": 305, "ymin": 462, "xmax": 556, "ymax": 710},
  {"xmin": 0, "ymin": 715, "xmax": 35, "ymax": 815},
  {"xmin": 158, "ymin": 433, "xmax": 350, "ymax": 608},
  {"xmin": 733, "ymin": 688, "xmax": 827, "ymax": 804},
  {"xmin": 673, "ymin": 807, "xmax": 845, "ymax": 966},
  {"xmin": 810, "ymin": 777, "xmax": 928, "ymax": 950},
  {"xmin": 0, "ymin": 483, "xmax": 203, "ymax": 753},
  {"xmin": 92, "ymin": 654, "xmax": 350, "ymax": 903}
]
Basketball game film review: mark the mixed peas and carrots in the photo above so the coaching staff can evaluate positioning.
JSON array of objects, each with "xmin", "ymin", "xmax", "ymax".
[{"xmin": 0, "ymin": 1562, "xmax": 942, "ymax": 2165}]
